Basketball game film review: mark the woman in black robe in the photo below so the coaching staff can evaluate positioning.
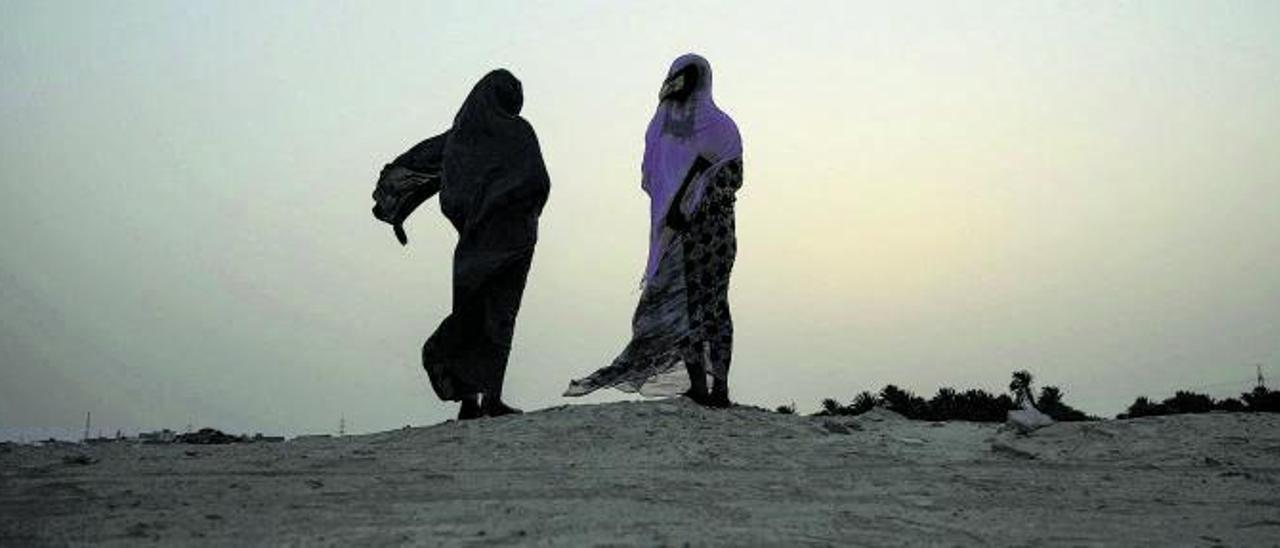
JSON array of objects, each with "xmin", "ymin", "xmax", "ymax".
[{"xmin": 372, "ymin": 69, "xmax": 550, "ymax": 419}]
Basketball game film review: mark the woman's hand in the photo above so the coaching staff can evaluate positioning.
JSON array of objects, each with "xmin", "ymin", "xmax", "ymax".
[{"xmin": 665, "ymin": 208, "xmax": 690, "ymax": 231}]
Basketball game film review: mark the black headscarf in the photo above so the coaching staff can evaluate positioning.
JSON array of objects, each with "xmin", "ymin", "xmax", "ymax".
[
  {"xmin": 371, "ymin": 69, "xmax": 548, "ymax": 249},
  {"xmin": 439, "ymin": 69, "xmax": 548, "ymax": 247}
]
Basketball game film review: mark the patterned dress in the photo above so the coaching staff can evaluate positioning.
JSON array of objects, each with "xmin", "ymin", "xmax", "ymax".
[
  {"xmin": 565, "ymin": 159, "xmax": 742, "ymax": 396},
  {"xmin": 678, "ymin": 158, "xmax": 741, "ymax": 381}
]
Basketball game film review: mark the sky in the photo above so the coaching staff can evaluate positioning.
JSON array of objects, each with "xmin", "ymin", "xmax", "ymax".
[{"xmin": 2, "ymin": 0, "xmax": 1278, "ymax": 439}]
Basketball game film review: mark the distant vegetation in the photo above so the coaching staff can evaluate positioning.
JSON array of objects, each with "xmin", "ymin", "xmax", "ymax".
[
  {"xmin": 807, "ymin": 370, "xmax": 1095, "ymax": 422},
  {"xmin": 1118, "ymin": 386, "xmax": 1280, "ymax": 418},
  {"xmin": 797, "ymin": 369, "xmax": 1280, "ymax": 421}
]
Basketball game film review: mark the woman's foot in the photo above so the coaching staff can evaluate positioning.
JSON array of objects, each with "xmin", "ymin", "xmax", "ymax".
[
  {"xmin": 708, "ymin": 379, "xmax": 731, "ymax": 408},
  {"xmin": 482, "ymin": 397, "xmax": 523, "ymax": 417},
  {"xmin": 684, "ymin": 353, "xmax": 710, "ymax": 405},
  {"xmin": 706, "ymin": 392, "xmax": 731, "ymax": 408},
  {"xmin": 457, "ymin": 395, "xmax": 482, "ymax": 420},
  {"xmin": 682, "ymin": 387, "xmax": 711, "ymax": 406}
]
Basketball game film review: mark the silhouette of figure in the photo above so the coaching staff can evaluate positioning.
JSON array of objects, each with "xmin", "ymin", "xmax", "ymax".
[
  {"xmin": 372, "ymin": 69, "xmax": 550, "ymax": 420},
  {"xmin": 565, "ymin": 54, "xmax": 742, "ymax": 407}
]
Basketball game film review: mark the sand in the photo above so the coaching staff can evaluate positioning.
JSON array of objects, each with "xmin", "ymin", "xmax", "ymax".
[{"xmin": 2, "ymin": 399, "xmax": 1278, "ymax": 546}]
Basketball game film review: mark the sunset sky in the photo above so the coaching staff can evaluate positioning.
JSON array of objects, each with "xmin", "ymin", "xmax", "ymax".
[{"xmin": 2, "ymin": 0, "xmax": 1278, "ymax": 438}]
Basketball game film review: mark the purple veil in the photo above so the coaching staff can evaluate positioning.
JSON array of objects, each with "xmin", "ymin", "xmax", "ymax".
[{"xmin": 641, "ymin": 54, "xmax": 743, "ymax": 284}]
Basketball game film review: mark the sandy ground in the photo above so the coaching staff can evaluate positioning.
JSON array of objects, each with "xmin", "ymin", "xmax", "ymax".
[{"xmin": 2, "ymin": 399, "xmax": 1279, "ymax": 546}]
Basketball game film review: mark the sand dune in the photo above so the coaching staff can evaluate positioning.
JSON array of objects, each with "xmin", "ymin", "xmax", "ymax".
[{"xmin": 2, "ymin": 399, "xmax": 1278, "ymax": 546}]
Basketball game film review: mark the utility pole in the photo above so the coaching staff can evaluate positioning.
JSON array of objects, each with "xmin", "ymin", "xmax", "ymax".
[
  {"xmin": 1258, "ymin": 364, "xmax": 1267, "ymax": 390},
  {"xmin": 83, "ymin": 411, "xmax": 91, "ymax": 442},
  {"xmin": 339, "ymin": 415, "xmax": 346, "ymax": 437}
]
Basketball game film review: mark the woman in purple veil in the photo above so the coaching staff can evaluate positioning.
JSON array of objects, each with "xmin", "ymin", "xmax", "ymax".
[{"xmin": 565, "ymin": 54, "xmax": 743, "ymax": 407}]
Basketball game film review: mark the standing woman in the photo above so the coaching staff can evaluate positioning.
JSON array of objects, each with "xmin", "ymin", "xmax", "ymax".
[
  {"xmin": 372, "ymin": 69, "xmax": 550, "ymax": 419},
  {"xmin": 565, "ymin": 54, "xmax": 743, "ymax": 407}
]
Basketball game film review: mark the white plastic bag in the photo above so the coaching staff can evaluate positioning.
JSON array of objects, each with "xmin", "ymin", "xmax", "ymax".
[{"xmin": 1007, "ymin": 403, "xmax": 1054, "ymax": 434}]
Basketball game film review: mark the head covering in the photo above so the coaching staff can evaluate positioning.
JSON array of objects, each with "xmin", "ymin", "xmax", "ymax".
[
  {"xmin": 450, "ymin": 69, "xmax": 525, "ymax": 143},
  {"xmin": 439, "ymin": 69, "xmax": 549, "ymax": 245},
  {"xmin": 369, "ymin": 70, "xmax": 538, "ymax": 246},
  {"xmin": 641, "ymin": 54, "xmax": 742, "ymax": 283}
]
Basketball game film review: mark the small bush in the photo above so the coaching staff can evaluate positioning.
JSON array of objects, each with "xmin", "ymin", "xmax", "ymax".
[
  {"xmin": 879, "ymin": 384, "xmax": 929, "ymax": 419},
  {"xmin": 819, "ymin": 398, "xmax": 843, "ymax": 416},
  {"xmin": 849, "ymin": 391, "xmax": 877, "ymax": 415},
  {"xmin": 812, "ymin": 392, "xmax": 877, "ymax": 417},
  {"xmin": 1242, "ymin": 386, "xmax": 1280, "ymax": 412},
  {"xmin": 1217, "ymin": 398, "xmax": 1245, "ymax": 412},
  {"xmin": 1036, "ymin": 386, "xmax": 1094, "ymax": 421}
]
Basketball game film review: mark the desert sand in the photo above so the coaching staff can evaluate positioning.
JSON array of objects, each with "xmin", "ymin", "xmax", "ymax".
[{"xmin": 2, "ymin": 399, "xmax": 1278, "ymax": 546}]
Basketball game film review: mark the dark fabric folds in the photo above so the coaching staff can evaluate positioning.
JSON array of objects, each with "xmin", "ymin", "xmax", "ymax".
[
  {"xmin": 372, "ymin": 132, "xmax": 448, "ymax": 244},
  {"xmin": 373, "ymin": 69, "xmax": 549, "ymax": 401}
]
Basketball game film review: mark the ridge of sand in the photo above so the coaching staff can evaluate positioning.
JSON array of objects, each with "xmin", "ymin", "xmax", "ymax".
[{"xmin": 3, "ymin": 399, "xmax": 1278, "ymax": 545}]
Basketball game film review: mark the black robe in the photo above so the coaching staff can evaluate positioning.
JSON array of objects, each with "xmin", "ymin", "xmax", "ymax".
[{"xmin": 372, "ymin": 69, "xmax": 550, "ymax": 401}]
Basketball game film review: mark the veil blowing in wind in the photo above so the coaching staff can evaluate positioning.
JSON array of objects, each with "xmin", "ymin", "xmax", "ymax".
[{"xmin": 566, "ymin": 54, "xmax": 743, "ymax": 407}]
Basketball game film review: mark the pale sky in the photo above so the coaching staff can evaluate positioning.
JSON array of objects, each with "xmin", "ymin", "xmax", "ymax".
[{"xmin": 2, "ymin": 1, "xmax": 1278, "ymax": 438}]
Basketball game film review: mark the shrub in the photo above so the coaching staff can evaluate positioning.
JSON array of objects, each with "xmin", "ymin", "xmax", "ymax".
[
  {"xmin": 810, "ymin": 371, "xmax": 1093, "ymax": 422},
  {"xmin": 1165, "ymin": 391, "xmax": 1215, "ymax": 414},
  {"xmin": 1216, "ymin": 398, "xmax": 1245, "ymax": 412},
  {"xmin": 1122, "ymin": 396, "xmax": 1163, "ymax": 418},
  {"xmin": 813, "ymin": 392, "xmax": 877, "ymax": 417},
  {"xmin": 1118, "ymin": 386, "xmax": 1280, "ymax": 418},
  {"xmin": 879, "ymin": 384, "xmax": 929, "ymax": 419},
  {"xmin": 819, "ymin": 398, "xmax": 843, "ymax": 416},
  {"xmin": 1009, "ymin": 370, "xmax": 1036, "ymax": 407},
  {"xmin": 1242, "ymin": 386, "xmax": 1280, "ymax": 412},
  {"xmin": 953, "ymin": 388, "xmax": 1014, "ymax": 422},
  {"xmin": 849, "ymin": 391, "xmax": 877, "ymax": 415},
  {"xmin": 1037, "ymin": 386, "xmax": 1094, "ymax": 421}
]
